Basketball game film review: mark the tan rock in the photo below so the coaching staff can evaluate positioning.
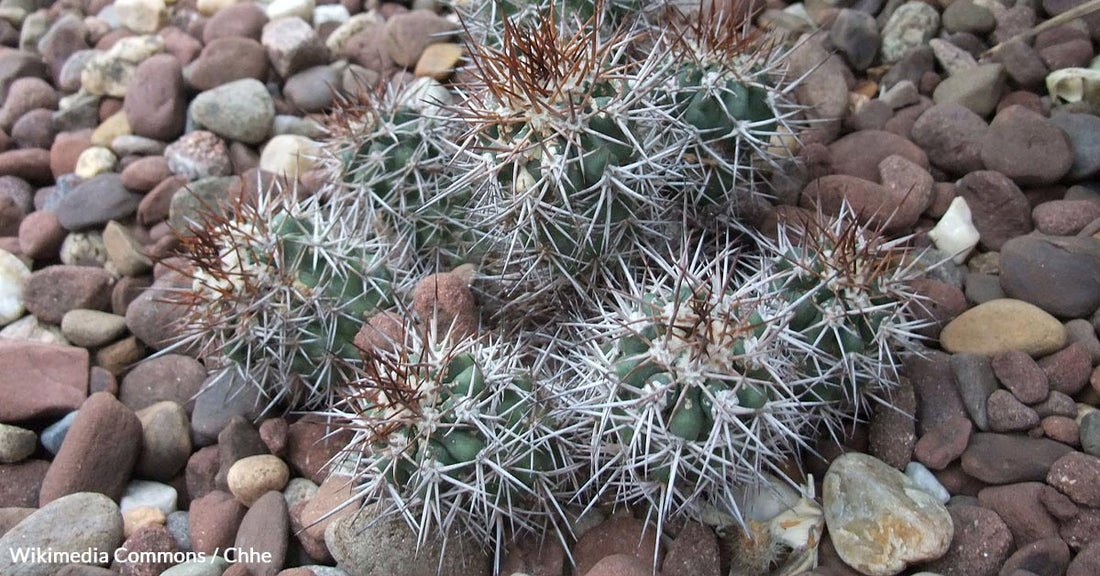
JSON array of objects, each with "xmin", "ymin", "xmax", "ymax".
[
  {"xmin": 123, "ymin": 505, "xmax": 166, "ymax": 537},
  {"xmin": 940, "ymin": 298, "xmax": 1068, "ymax": 357},
  {"xmin": 414, "ymin": 42, "xmax": 463, "ymax": 81},
  {"xmin": 227, "ymin": 454, "xmax": 290, "ymax": 506},
  {"xmin": 91, "ymin": 111, "xmax": 132, "ymax": 147}
]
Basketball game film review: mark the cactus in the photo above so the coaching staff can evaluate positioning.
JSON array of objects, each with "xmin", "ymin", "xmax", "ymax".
[
  {"xmin": 168, "ymin": 189, "xmax": 404, "ymax": 410},
  {"xmin": 645, "ymin": 3, "xmax": 805, "ymax": 215},
  {"xmin": 330, "ymin": 319, "xmax": 583, "ymax": 566},
  {"xmin": 322, "ymin": 86, "xmax": 474, "ymax": 269},
  {"xmin": 562, "ymin": 205, "xmax": 926, "ymax": 531},
  {"xmin": 447, "ymin": 5, "xmax": 676, "ymax": 320}
]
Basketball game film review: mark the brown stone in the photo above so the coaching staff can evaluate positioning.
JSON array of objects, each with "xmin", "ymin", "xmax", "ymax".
[{"xmin": 0, "ymin": 340, "xmax": 88, "ymax": 422}]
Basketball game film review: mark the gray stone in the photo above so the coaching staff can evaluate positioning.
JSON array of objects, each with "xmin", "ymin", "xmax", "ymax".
[
  {"xmin": 119, "ymin": 479, "xmax": 178, "ymax": 515},
  {"xmin": 52, "ymin": 174, "xmax": 142, "ymax": 231},
  {"xmin": 326, "ymin": 502, "xmax": 491, "ymax": 576},
  {"xmin": 166, "ymin": 510, "xmax": 190, "ymax": 552},
  {"xmin": 949, "ymin": 354, "xmax": 998, "ymax": 432},
  {"xmin": 60, "ymin": 309, "xmax": 127, "ymax": 348},
  {"xmin": 190, "ymin": 79, "xmax": 275, "ymax": 145},
  {"xmin": 932, "ymin": 63, "xmax": 1005, "ymax": 117},
  {"xmin": 39, "ymin": 411, "xmax": 76, "ymax": 455},
  {"xmin": 1050, "ymin": 112, "xmax": 1100, "ymax": 181},
  {"xmin": 0, "ymin": 492, "xmax": 124, "ymax": 576},
  {"xmin": 167, "ymin": 176, "xmax": 234, "ymax": 233},
  {"xmin": 1082, "ymin": 412, "xmax": 1100, "ymax": 457},
  {"xmin": 823, "ymin": 453, "xmax": 953, "ymax": 575},
  {"xmin": 831, "ymin": 9, "xmax": 880, "ymax": 71},
  {"xmin": 190, "ymin": 369, "xmax": 266, "ymax": 445},
  {"xmin": 1000, "ymin": 235, "xmax": 1100, "ymax": 319},
  {"xmin": 0, "ymin": 423, "xmax": 36, "ymax": 463},
  {"xmin": 160, "ymin": 557, "xmax": 228, "ymax": 576},
  {"xmin": 943, "ymin": 0, "xmax": 995, "ymax": 34},
  {"xmin": 881, "ymin": 1, "xmax": 941, "ymax": 63}
]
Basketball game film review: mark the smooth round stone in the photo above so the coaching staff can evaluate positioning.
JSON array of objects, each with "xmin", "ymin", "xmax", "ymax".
[
  {"xmin": 60, "ymin": 308, "xmax": 127, "ymax": 348},
  {"xmin": 227, "ymin": 454, "xmax": 290, "ymax": 506},
  {"xmin": 824, "ymin": 453, "xmax": 952, "ymax": 576},
  {"xmin": 1000, "ymin": 235, "xmax": 1100, "ymax": 319},
  {"xmin": 166, "ymin": 510, "xmax": 190, "ymax": 552},
  {"xmin": 39, "ymin": 410, "xmax": 77, "ymax": 455},
  {"xmin": 940, "ymin": 299, "xmax": 1068, "ymax": 357},
  {"xmin": 135, "ymin": 401, "xmax": 191, "ymax": 481},
  {"xmin": 0, "ymin": 422, "xmax": 37, "ymax": 463},
  {"xmin": 259, "ymin": 135, "xmax": 319, "ymax": 180},
  {"xmin": 932, "ymin": 63, "xmax": 1005, "ymax": 117},
  {"xmin": 282, "ymin": 477, "xmax": 318, "ymax": 509},
  {"xmin": 0, "ymin": 248, "xmax": 30, "ymax": 327},
  {"xmin": 881, "ymin": 1, "xmax": 941, "ymax": 63},
  {"xmin": 119, "ymin": 479, "xmax": 178, "ymax": 515},
  {"xmin": 0, "ymin": 492, "xmax": 124, "ymax": 575},
  {"xmin": 189, "ymin": 78, "xmax": 274, "ymax": 145}
]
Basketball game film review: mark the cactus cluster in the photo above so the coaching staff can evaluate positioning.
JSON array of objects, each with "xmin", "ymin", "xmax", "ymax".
[
  {"xmin": 161, "ymin": 1, "xmax": 933, "ymax": 573},
  {"xmin": 328, "ymin": 319, "xmax": 583, "ymax": 563},
  {"xmin": 169, "ymin": 191, "xmax": 403, "ymax": 410}
]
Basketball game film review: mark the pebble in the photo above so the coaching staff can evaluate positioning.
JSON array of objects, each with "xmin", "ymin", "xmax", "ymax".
[
  {"xmin": 992, "ymin": 350, "xmax": 1050, "ymax": 404},
  {"xmin": 235, "ymin": 491, "xmax": 289, "ymax": 576},
  {"xmin": 164, "ymin": 130, "xmax": 233, "ymax": 180},
  {"xmin": 22, "ymin": 264, "xmax": 113, "ymax": 324},
  {"xmin": 261, "ymin": 17, "xmax": 328, "ymax": 79},
  {"xmin": 932, "ymin": 63, "xmax": 1005, "ymax": 117},
  {"xmin": 1032, "ymin": 200, "xmax": 1100, "ymax": 236},
  {"xmin": 53, "ymin": 173, "xmax": 142, "ymax": 231},
  {"xmin": 103, "ymin": 220, "xmax": 152, "ymax": 277},
  {"xmin": 119, "ymin": 354, "xmax": 206, "ymax": 415},
  {"xmin": 950, "ymin": 354, "xmax": 998, "ymax": 432},
  {"xmin": 910, "ymin": 103, "xmax": 988, "ymax": 176},
  {"xmin": 787, "ymin": 35, "xmax": 848, "ymax": 141},
  {"xmin": 1083, "ymin": 412, "xmax": 1100, "ymax": 457},
  {"xmin": 162, "ymin": 558, "xmax": 229, "ymax": 576},
  {"xmin": 943, "ymin": 0, "xmax": 996, "ymax": 34},
  {"xmin": 81, "ymin": 35, "xmax": 165, "ymax": 97},
  {"xmin": 124, "ymin": 271, "xmax": 192, "ymax": 350},
  {"xmin": 1039, "ymin": 343, "xmax": 1093, "ymax": 395},
  {"xmin": 283, "ymin": 65, "xmax": 340, "ymax": 112},
  {"xmin": 215, "ymin": 416, "xmax": 268, "ymax": 491},
  {"xmin": 0, "ymin": 340, "xmax": 88, "ymax": 422},
  {"xmin": 978, "ymin": 482, "xmax": 1060, "ymax": 545},
  {"xmin": 120, "ymin": 479, "xmax": 177, "ymax": 517},
  {"xmin": 114, "ymin": 523, "xmax": 179, "ymax": 576},
  {"xmin": 955, "ymin": 170, "xmax": 1032, "ymax": 251},
  {"xmin": 1000, "ymin": 235, "xmax": 1100, "ymax": 319},
  {"xmin": 1061, "ymin": 506, "xmax": 1100, "ymax": 549},
  {"xmin": 203, "ymin": 2, "xmax": 268, "ymax": 43},
  {"xmin": 0, "ymin": 77, "xmax": 57, "ymax": 132},
  {"xmin": 39, "ymin": 411, "xmax": 77, "ymax": 454},
  {"xmin": 905, "ymin": 461, "xmax": 951, "ymax": 503},
  {"xmin": 826, "ymin": 129, "xmax": 930, "ymax": 182},
  {"xmin": 259, "ymin": 134, "xmax": 320, "ymax": 180},
  {"xmin": 0, "ymin": 422, "xmax": 36, "ymax": 463},
  {"xmin": 930, "ymin": 38, "xmax": 978, "ymax": 76},
  {"xmin": 914, "ymin": 416, "xmax": 972, "ymax": 469},
  {"xmin": 986, "ymin": 389, "xmax": 1040, "ymax": 432},
  {"xmin": 414, "ymin": 41, "xmax": 464, "ymax": 80},
  {"xmin": 921, "ymin": 502, "xmax": 1012, "ymax": 576},
  {"xmin": 135, "ymin": 401, "xmax": 191, "ymax": 481},
  {"xmin": 942, "ymin": 298, "xmax": 1068, "ymax": 357},
  {"xmin": 190, "ymin": 78, "xmax": 274, "ymax": 145},
  {"xmin": 114, "ymin": 0, "xmax": 166, "ymax": 34},
  {"xmin": 299, "ymin": 474, "xmax": 358, "ymax": 542},
  {"xmin": 123, "ymin": 505, "xmax": 167, "ymax": 538},
  {"xmin": 190, "ymin": 369, "xmax": 266, "ymax": 445},
  {"xmin": 0, "ymin": 492, "xmax": 123, "ymax": 575},
  {"xmin": 73, "ymin": 146, "xmax": 118, "ymax": 178},
  {"xmin": 286, "ymin": 415, "xmax": 352, "ymax": 484},
  {"xmin": 59, "ymin": 230, "xmax": 108, "ymax": 267},
  {"xmin": 1047, "ymin": 451, "xmax": 1100, "ymax": 506},
  {"xmin": 326, "ymin": 502, "xmax": 490, "ymax": 576},
  {"xmin": 382, "ymin": 9, "xmax": 456, "ymax": 68},
  {"xmin": 999, "ymin": 538, "xmax": 1071, "ymax": 576},
  {"xmin": 822, "ymin": 453, "xmax": 952, "ymax": 576},
  {"xmin": 186, "ymin": 37, "xmax": 270, "ymax": 91},
  {"xmin": 1049, "ymin": 113, "xmax": 1100, "ymax": 181},
  {"xmin": 928, "ymin": 197, "xmax": 980, "ymax": 264},
  {"xmin": 227, "ymin": 454, "xmax": 290, "ymax": 506},
  {"xmin": 1068, "ymin": 541, "xmax": 1100, "ymax": 576},
  {"xmin": 189, "ymin": 490, "xmax": 245, "ymax": 554},
  {"xmin": 962, "ymin": 432, "xmax": 1075, "ymax": 484},
  {"xmin": 123, "ymin": 53, "xmax": 186, "ymax": 142},
  {"xmin": 0, "ymin": 315, "xmax": 68, "ymax": 345},
  {"xmin": 0, "ymin": 248, "xmax": 29, "ymax": 327},
  {"xmin": 1066, "ymin": 320, "xmax": 1100, "ymax": 364},
  {"xmin": 981, "ymin": 105, "xmax": 1073, "ymax": 186},
  {"xmin": 60, "ymin": 308, "xmax": 127, "ymax": 348}
]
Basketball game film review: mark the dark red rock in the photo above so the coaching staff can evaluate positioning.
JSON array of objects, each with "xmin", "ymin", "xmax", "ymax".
[
  {"xmin": 999, "ymin": 537, "xmax": 1071, "ymax": 576},
  {"xmin": 869, "ymin": 379, "xmax": 916, "ymax": 469},
  {"xmin": 979, "ymin": 482, "xmax": 1061, "ymax": 545},
  {"xmin": 981, "ymin": 105, "xmax": 1072, "ymax": 186},
  {"xmin": 286, "ymin": 416, "xmax": 353, "ymax": 484},
  {"xmin": 956, "ymin": 171, "xmax": 1034, "ymax": 251},
  {"xmin": 258, "ymin": 418, "xmax": 288, "ymax": 458},
  {"xmin": 215, "ymin": 415, "xmax": 268, "ymax": 491},
  {"xmin": 499, "ymin": 529, "xmax": 564, "ymax": 576},
  {"xmin": 1048, "ymin": 452, "xmax": 1100, "ymax": 507},
  {"xmin": 1067, "ymin": 541, "xmax": 1100, "ymax": 576},
  {"xmin": 1033, "ymin": 200, "xmax": 1100, "ymax": 236},
  {"xmin": 1039, "ymin": 343, "xmax": 1093, "ymax": 395},
  {"xmin": 1061, "ymin": 506, "xmax": 1100, "ymax": 549},
  {"xmin": 906, "ymin": 350, "xmax": 969, "ymax": 435},
  {"xmin": 920, "ymin": 502, "xmax": 1013, "ymax": 576},
  {"xmin": 910, "ymin": 103, "xmax": 988, "ymax": 176},
  {"xmin": 39, "ymin": 392, "xmax": 143, "ymax": 505},
  {"xmin": 1043, "ymin": 416, "xmax": 1081, "ymax": 446},
  {"xmin": 202, "ymin": 2, "xmax": 268, "ymax": 43},
  {"xmin": 0, "ymin": 460, "xmax": 50, "ymax": 507},
  {"xmin": 962, "ymin": 433, "xmax": 1074, "ymax": 484},
  {"xmin": 124, "ymin": 55, "xmax": 186, "ymax": 142},
  {"xmin": 381, "ymin": 10, "xmax": 456, "ymax": 68},
  {"xmin": 49, "ymin": 129, "xmax": 92, "ymax": 179},
  {"xmin": 826, "ymin": 129, "xmax": 930, "ymax": 183},
  {"xmin": 187, "ymin": 37, "xmax": 269, "ymax": 91},
  {"xmin": 662, "ymin": 521, "xmax": 719, "ymax": 576},
  {"xmin": 0, "ymin": 340, "xmax": 88, "ymax": 422},
  {"xmin": 189, "ymin": 490, "xmax": 246, "ymax": 555},
  {"xmin": 574, "ymin": 517, "xmax": 661, "ymax": 576},
  {"xmin": 583, "ymin": 554, "xmax": 654, "ymax": 576},
  {"xmin": 913, "ymin": 415, "xmax": 972, "ymax": 470},
  {"xmin": 186, "ymin": 445, "xmax": 220, "ymax": 501},
  {"xmin": 0, "ymin": 149, "xmax": 52, "ymax": 184},
  {"xmin": 987, "ymin": 389, "xmax": 1040, "ymax": 432},
  {"xmin": 288, "ymin": 499, "xmax": 332, "ymax": 563},
  {"xmin": 992, "ymin": 350, "xmax": 1050, "ymax": 404},
  {"xmin": 113, "ymin": 524, "xmax": 179, "ymax": 576},
  {"xmin": 22, "ymin": 264, "xmax": 114, "ymax": 324},
  {"xmin": 908, "ymin": 278, "xmax": 968, "ymax": 341}
]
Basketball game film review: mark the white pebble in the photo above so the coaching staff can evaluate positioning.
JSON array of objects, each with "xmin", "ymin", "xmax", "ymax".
[
  {"xmin": 0, "ymin": 250, "xmax": 30, "ymax": 327},
  {"xmin": 313, "ymin": 4, "xmax": 349, "ymax": 27},
  {"xmin": 120, "ymin": 480, "xmax": 178, "ymax": 515},
  {"xmin": 928, "ymin": 196, "xmax": 979, "ymax": 264},
  {"xmin": 905, "ymin": 462, "xmax": 950, "ymax": 504}
]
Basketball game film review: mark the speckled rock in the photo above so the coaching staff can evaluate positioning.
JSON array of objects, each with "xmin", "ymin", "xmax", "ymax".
[
  {"xmin": 823, "ymin": 453, "xmax": 953, "ymax": 576},
  {"xmin": 0, "ymin": 492, "xmax": 124, "ymax": 576}
]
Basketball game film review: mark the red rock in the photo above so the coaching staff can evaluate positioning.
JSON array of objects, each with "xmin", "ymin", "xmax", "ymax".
[
  {"xmin": 981, "ymin": 105, "xmax": 1072, "ymax": 186},
  {"xmin": 0, "ymin": 149, "xmax": 52, "ymax": 184},
  {"xmin": 662, "ymin": 521, "xmax": 719, "ymax": 576},
  {"xmin": 908, "ymin": 278, "xmax": 967, "ymax": 341},
  {"xmin": 583, "ymin": 554, "xmax": 655, "ymax": 576},
  {"xmin": 826, "ymin": 129, "xmax": 930, "ymax": 183},
  {"xmin": 16, "ymin": 209, "xmax": 65, "ymax": 260},
  {"xmin": 499, "ymin": 530, "xmax": 564, "ymax": 576},
  {"xmin": 910, "ymin": 103, "xmax": 988, "ymax": 176},
  {"xmin": 1042, "ymin": 416, "xmax": 1080, "ymax": 446},
  {"xmin": 381, "ymin": 10, "xmax": 457, "ymax": 68},
  {"xmin": 186, "ymin": 445, "xmax": 220, "ymax": 501},
  {"xmin": 999, "ymin": 538, "xmax": 1071, "ymax": 576},
  {"xmin": 124, "ymin": 55, "xmax": 186, "ymax": 142},
  {"xmin": 978, "ymin": 482, "xmax": 1060, "ymax": 545},
  {"xmin": 1067, "ymin": 541, "xmax": 1100, "ymax": 576},
  {"xmin": 22, "ymin": 264, "xmax": 114, "ymax": 324},
  {"xmin": 876, "ymin": 154, "xmax": 935, "ymax": 232},
  {"xmin": 987, "ymin": 389, "xmax": 1040, "ymax": 432},
  {"xmin": 914, "ymin": 415, "xmax": 972, "ymax": 470},
  {"xmin": 137, "ymin": 174, "xmax": 186, "ymax": 226},
  {"xmin": 187, "ymin": 37, "xmax": 270, "ymax": 91},
  {"xmin": 0, "ymin": 77, "xmax": 58, "ymax": 132},
  {"xmin": 0, "ymin": 460, "xmax": 50, "ymax": 507},
  {"xmin": 412, "ymin": 271, "xmax": 478, "ymax": 339},
  {"xmin": 113, "ymin": 524, "xmax": 178, "ymax": 576},
  {"xmin": 235, "ymin": 491, "xmax": 288, "ymax": 576},
  {"xmin": 49, "ymin": 129, "xmax": 93, "ymax": 179},
  {"xmin": 11, "ymin": 108, "xmax": 58, "ymax": 151},
  {"xmin": 573, "ymin": 517, "xmax": 661, "ymax": 576},
  {"xmin": 0, "ymin": 340, "xmax": 88, "ymax": 422},
  {"xmin": 956, "ymin": 171, "xmax": 1033, "ymax": 251},
  {"xmin": 189, "ymin": 490, "xmax": 246, "ymax": 554},
  {"xmin": 259, "ymin": 418, "xmax": 288, "ymax": 457},
  {"xmin": 1033, "ymin": 200, "xmax": 1100, "ymax": 236},
  {"xmin": 288, "ymin": 499, "xmax": 332, "ymax": 563},
  {"xmin": 158, "ymin": 26, "xmax": 203, "ymax": 65},
  {"xmin": 286, "ymin": 416, "xmax": 353, "ymax": 484},
  {"xmin": 1039, "ymin": 343, "xmax": 1092, "ymax": 396},
  {"xmin": 869, "ymin": 379, "xmax": 917, "ymax": 469},
  {"xmin": 800, "ymin": 175, "xmax": 894, "ymax": 230},
  {"xmin": 120, "ymin": 156, "xmax": 171, "ymax": 192},
  {"xmin": 962, "ymin": 433, "xmax": 1074, "ymax": 484},
  {"xmin": 39, "ymin": 392, "xmax": 143, "ymax": 505},
  {"xmin": 203, "ymin": 2, "xmax": 268, "ymax": 43},
  {"xmin": 992, "ymin": 350, "xmax": 1050, "ymax": 404},
  {"xmin": 1048, "ymin": 452, "xmax": 1100, "ymax": 507},
  {"xmin": 920, "ymin": 502, "xmax": 1012, "ymax": 576},
  {"xmin": 0, "ymin": 507, "xmax": 35, "ymax": 537}
]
